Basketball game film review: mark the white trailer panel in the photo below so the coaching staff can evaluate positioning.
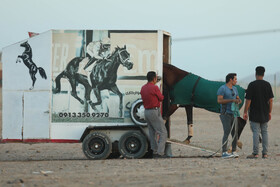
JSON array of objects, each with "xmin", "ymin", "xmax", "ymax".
[
  {"xmin": 2, "ymin": 30, "xmax": 171, "ymax": 143},
  {"xmin": 23, "ymin": 91, "xmax": 50, "ymax": 139},
  {"xmin": 2, "ymin": 91, "xmax": 23, "ymax": 139}
]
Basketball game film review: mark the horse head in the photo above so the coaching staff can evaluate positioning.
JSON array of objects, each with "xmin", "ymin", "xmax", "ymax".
[
  {"xmin": 17, "ymin": 41, "xmax": 31, "ymax": 63},
  {"xmin": 20, "ymin": 41, "xmax": 30, "ymax": 49},
  {"xmin": 116, "ymin": 45, "xmax": 133, "ymax": 70}
]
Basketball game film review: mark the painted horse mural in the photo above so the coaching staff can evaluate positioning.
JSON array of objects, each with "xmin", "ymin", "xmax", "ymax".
[
  {"xmin": 162, "ymin": 63, "xmax": 247, "ymax": 144},
  {"xmin": 84, "ymin": 45, "xmax": 133, "ymax": 117},
  {"xmin": 53, "ymin": 57, "xmax": 92, "ymax": 105},
  {"xmin": 16, "ymin": 41, "xmax": 47, "ymax": 90},
  {"xmin": 53, "ymin": 45, "xmax": 133, "ymax": 117}
]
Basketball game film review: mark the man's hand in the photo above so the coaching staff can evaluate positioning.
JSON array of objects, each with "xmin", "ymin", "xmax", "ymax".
[
  {"xmin": 234, "ymin": 99, "xmax": 240, "ymax": 104},
  {"xmin": 238, "ymin": 98, "xmax": 242, "ymax": 104},
  {"xmin": 269, "ymin": 113, "xmax": 272, "ymax": 121},
  {"xmin": 243, "ymin": 113, "xmax": 248, "ymax": 121}
]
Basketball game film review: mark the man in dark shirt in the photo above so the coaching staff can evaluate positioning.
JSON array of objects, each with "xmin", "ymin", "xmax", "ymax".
[
  {"xmin": 140, "ymin": 71, "xmax": 168, "ymax": 158},
  {"xmin": 243, "ymin": 66, "xmax": 274, "ymax": 159}
]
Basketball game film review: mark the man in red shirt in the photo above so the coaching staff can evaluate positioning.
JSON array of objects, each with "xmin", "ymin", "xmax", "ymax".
[{"xmin": 140, "ymin": 71, "xmax": 168, "ymax": 158}]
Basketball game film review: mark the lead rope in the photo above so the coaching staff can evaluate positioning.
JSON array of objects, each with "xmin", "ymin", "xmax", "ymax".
[
  {"xmin": 206, "ymin": 102, "xmax": 240, "ymax": 158},
  {"xmin": 206, "ymin": 116, "xmax": 237, "ymax": 158}
]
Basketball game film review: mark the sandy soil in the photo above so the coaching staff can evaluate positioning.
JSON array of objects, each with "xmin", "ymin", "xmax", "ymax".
[{"xmin": 0, "ymin": 90, "xmax": 280, "ymax": 186}]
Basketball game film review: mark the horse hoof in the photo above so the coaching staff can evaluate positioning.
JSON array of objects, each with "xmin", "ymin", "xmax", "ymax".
[
  {"xmin": 53, "ymin": 88, "xmax": 60, "ymax": 94},
  {"xmin": 237, "ymin": 141, "xmax": 243, "ymax": 149},
  {"xmin": 183, "ymin": 139, "xmax": 190, "ymax": 144},
  {"xmin": 90, "ymin": 104, "xmax": 97, "ymax": 110}
]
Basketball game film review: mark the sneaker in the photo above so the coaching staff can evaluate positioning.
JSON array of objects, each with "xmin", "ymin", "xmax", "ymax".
[
  {"xmin": 222, "ymin": 152, "xmax": 234, "ymax": 159},
  {"xmin": 232, "ymin": 152, "xmax": 239, "ymax": 158},
  {"xmin": 262, "ymin": 154, "xmax": 268, "ymax": 159},
  {"xmin": 246, "ymin": 154, "xmax": 259, "ymax": 159}
]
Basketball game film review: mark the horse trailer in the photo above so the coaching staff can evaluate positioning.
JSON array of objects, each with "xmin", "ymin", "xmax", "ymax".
[{"xmin": 1, "ymin": 30, "xmax": 172, "ymax": 159}]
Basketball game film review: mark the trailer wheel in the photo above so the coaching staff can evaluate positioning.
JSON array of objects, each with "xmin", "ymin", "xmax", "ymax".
[
  {"xmin": 118, "ymin": 131, "xmax": 148, "ymax": 159},
  {"xmin": 130, "ymin": 99, "xmax": 147, "ymax": 126},
  {"xmin": 82, "ymin": 132, "xmax": 112, "ymax": 160}
]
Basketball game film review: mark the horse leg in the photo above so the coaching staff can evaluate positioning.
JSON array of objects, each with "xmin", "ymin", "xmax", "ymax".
[
  {"xmin": 29, "ymin": 69, "xmax": 37, "ymax": 90},
  {"xmin": 163, "ymin": 104, "xmax": 179, "ymax": 120},
  {"xmin": 109, "ymin": 85, "xmax": 123, "ymax": 117},
  {"xmin": 53, "ymin": 71, "xmax": 66, "ymax": 93},
  {"xmin": 16, "ymin": 55, "xmax": 23, "ymax": 63},
  {"xmin": 75, "ymin": 74, "xmax": 92, "ymax": 103},
  {"xmin": 89, "ymin": 87, "xmax": 102, "ymax": 110},
  {"xmin": 183, "ymin": 105, "xmax": 193, "ymax": 144},
  {"xmin": 69, "ymin": 76, "xmax": 84, "ymax": 105}
]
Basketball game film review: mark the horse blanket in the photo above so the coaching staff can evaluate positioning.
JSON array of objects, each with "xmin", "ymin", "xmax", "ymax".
[{"xmin": 169, "ymin": 73, "xmax": 245, "ymax": 113}]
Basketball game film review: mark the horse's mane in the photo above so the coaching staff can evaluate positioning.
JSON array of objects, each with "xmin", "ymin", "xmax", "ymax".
[
  {"xmin": 163, "ymin": 63, "xmax": 188, "ymax": 73},
  {"xmin": 112, "ymin": 47, "xmax": 119, "ymax": 55},
  {"xmin": 113, "ymin": 46, "xmax": 125, "ymax": 54},
  {"xmin": 163, "ymin": 63, "xmax": 177, "ymax": 69},
  {"xmin": 107, "ymin": 46, "xmax": 121, "ymax": 59},
  {"xmin": 163, "ymin": 63, "xmax": 189, "ymax": 88}
]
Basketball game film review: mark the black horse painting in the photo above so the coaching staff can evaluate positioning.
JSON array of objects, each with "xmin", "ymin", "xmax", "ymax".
[
  {"xmin": 162, "ymin": 63, "xmax": 247, "ymax": 145},
  {"xmin": 85, "ymin": 45, "xmax": 133, "ymax": 117},
  {"xmin": 53, "ymin": 57, "xmax": 92, "ymax": 105},
  {"xmin": 17, "ymin": 41, "xmax": 47, "ymax": 90}
]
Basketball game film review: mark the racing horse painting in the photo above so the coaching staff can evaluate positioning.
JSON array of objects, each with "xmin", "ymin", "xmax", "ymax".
[
  {"xmin": 84, "ymin": 45, "xmax": 133, "ymax": 117},
  {"xmin": 16, "ymin": 41, "xmax": 47, "ymax": 90},
  {"xmin": 53, "ymin": 57, "xmax": 92, "ymax": 105},
  {"xmin": 162, "ymin": 63, "xmax": 247, "ymax": 144}
]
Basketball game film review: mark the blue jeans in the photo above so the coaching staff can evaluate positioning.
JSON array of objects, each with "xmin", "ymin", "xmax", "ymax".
[
  {"xmin": 219, "ymin": 114, "xmax": 238, "ymax": 152},
  {"xmin": 250, "ymin": 121, "xmax": 268, "ymax": 155}
]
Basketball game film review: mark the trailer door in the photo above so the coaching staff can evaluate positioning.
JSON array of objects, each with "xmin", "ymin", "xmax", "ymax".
[
  {"xmin": 23, "ymin": 91, "xmax": 50, "ymax": 139},
  {"xmin": 2, "ymin": 91, "xmax": 24, "ymax": 140}
]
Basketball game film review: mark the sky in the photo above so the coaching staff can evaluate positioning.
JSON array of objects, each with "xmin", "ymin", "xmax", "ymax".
[{"xmin": 1, "ymin": 0, "xmax": 280, "ymax": 81}]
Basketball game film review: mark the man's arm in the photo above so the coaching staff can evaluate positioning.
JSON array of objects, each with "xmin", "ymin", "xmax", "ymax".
[
  {"xmin": 269, "ymin": 98, "xmax": 273, "ymax": 121},
  {"xmin": 243, "ymin": 99, "xmax": 251, "ymax": 121},
  {"xmin": 217, "ymin": 95, "xmax": 239, "ymax": 104},
  {"xmin": 155, "ymin": 87, "xmax": 164, "ymax": 101},
  {"xmin": 236, "ymin": 95, "xmax": 242, "ymax": 104}
]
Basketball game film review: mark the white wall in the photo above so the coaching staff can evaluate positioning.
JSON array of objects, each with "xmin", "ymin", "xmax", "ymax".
[{"xmin": 2, "ymin": 31, "xmax": 52, "ymax": 140}]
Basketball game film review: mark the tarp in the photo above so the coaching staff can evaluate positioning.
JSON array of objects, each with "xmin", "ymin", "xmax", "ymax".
[{"xmin": 170, "ymin": 73, "xmax": 245, "ymax": 113}]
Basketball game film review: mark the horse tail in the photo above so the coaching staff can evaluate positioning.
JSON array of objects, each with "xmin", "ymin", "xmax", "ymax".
[{"xmin": 38, "ymin": 67, "xmax": 47, "ymax": 79}]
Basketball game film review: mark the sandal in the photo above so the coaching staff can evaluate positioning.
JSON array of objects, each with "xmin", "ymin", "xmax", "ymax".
[
  {"xmin": 246, "ymin": 154, "xmax": 259, "ymax": 159},
  {"xmin": 262, "ymin": 154, "xmax": 268, "ymax": 159}
]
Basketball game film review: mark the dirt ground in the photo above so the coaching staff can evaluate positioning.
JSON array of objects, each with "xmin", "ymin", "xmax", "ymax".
[{"xmin": 0, "ymin": 90, "xmax": 280, "ymax": 186}]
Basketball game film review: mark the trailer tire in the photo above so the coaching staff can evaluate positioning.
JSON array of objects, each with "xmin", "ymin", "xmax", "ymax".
[
  {"xmin": 130, "ymin": 99, "xmax": 147, "ymax": 126},
  {"xmin": 118, "ymin": 131, "xmax": 148, "ymax": 159},
  {"xmin": 82, "ymin": 132, "xmax": 112, "ymax": 160}
]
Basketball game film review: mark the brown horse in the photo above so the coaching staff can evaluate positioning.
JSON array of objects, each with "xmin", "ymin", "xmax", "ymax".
[{"xmin": 162, "ymin": 63, "xmax": 246, "ymax": 145}]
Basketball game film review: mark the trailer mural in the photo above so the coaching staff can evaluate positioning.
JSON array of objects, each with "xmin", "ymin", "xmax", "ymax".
[
  {"xmin": 51, "ymin": 30, "xmax": 159, "ymax": 124},
  {"xmin": 16, "ymin": 41, "xmax": 47, "ymax": 90},
  {"xmin": 2, "ymin": 29, "xmax": 169, "ymax": 151}
]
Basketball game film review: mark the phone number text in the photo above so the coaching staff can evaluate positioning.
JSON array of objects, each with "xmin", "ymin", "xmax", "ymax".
[{"xmin": 58, "ymin": 112, "xmax": 109, "ymax": 118}]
